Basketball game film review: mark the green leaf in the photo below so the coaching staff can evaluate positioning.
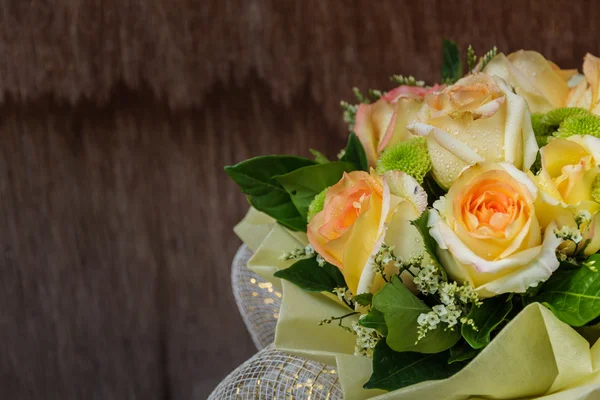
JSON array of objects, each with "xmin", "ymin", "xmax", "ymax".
[
  {"xmin": 353, "ymin": 293, "xmax": 373, "ymax": 307},
  {"xmin": 309, "ymin": 149, "xmax": 329, "ymax": 164},
  {"xmin": 530, "ymin": 255, "xmax": 600, "ymax": 326},
  {"xmin": 441, "ymin": 39, "xmax": 463, "ymax": 84},
  {"xmin": 359, "ymin": 308, "xmax": 388, "ymax": 336},
  {"xmin": 373, "ymin": 276, "xmax": 460, "ymax": 353},
  {"xmin": 410, "ymin": 210, "xmax": 447, "ymax": 280},
  {"xmin": 467, "ymin": 45, "xmax": 477, "ymax": 73},
  {"xmin": 422, "ymin": 173, "xmax": 447, "ymax": 207},
  {"xmin": 340, "ymin": 132, "xmax": 369, "ymax": 171},
  {"xmin": 448, "ymin": 340, "xmax": 480, "ymax": 364},
  {"xmin": 275, "ymin": 161, "xmax": 355, "ymax": 219},
  {"xmin": 273, "ymin": 257, "xmax": 346, "ymax": 293},
  {"xmin": 225, "ymin": 155, "xmax": 316, "ymax": 231},
  {"xmin": 364, "ymin": 340, "xmax": 464, "ymax": 392},
  {"xmin": 461, "ymin": 295, "xmax": 513, "ymax": 349}
]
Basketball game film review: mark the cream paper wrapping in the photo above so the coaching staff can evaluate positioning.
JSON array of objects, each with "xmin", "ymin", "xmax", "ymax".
[{"xmin": 234, "ymin": 208, "xmax": 600, "ymax": 399}]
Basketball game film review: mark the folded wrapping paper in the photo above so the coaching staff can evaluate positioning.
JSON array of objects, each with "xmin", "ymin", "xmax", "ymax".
[{"xmin": 234, "ymin": 208, "xmax": 600, "ymax": 399}]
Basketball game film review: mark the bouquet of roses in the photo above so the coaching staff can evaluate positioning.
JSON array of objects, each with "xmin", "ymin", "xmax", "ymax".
[{"xmin": 226, "ymin": 41, "xmax": 600, "ymax": 399}]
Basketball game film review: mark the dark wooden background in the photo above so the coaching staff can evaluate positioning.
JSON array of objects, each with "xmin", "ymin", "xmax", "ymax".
[{"xmin": 1, "ymin": 1, "xmax": 600, "ymax": 398}]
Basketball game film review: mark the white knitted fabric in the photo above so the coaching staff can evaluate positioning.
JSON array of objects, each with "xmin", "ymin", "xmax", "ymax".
[{"xmin": 208, "ymin": 245, "xmax": 343, "ymax": 399}]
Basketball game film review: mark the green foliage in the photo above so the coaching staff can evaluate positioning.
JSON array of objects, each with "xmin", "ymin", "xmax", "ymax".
[
  {"xmin": 530, "ymin": 255, "xmax": 600, "ymax": 326},
  {"xmin": 359, "ymin": 308, "xmax": 388, "ymax": 335},
  {"xmin": 555, "ymin": 114, "xmax": 600, "ymax": 139},
  {"xmin": 422, "ymin": 173, "xmax": 448, "ymax": 207},
  {"xmin": 369, "ymin": 89, "xmax": 384, "ymax": 100},
  {"xmin": 307, "ymin": 187, "xmax": 328, "ymax": 221},
  {"xmin": 224, "ymin": 156, "xmax": 316, "ymax": 231},
  {"xmin": 477, "ymin": 46, "xmax": 498, "ymax": 71},
  {"xmin": 309, "ymin": 149, "xmax": 329, "ymax": 164},
  {"xmin": 340, "ymin": 132, "xmax": 369, "ymax": 171},
  {"xmin": 353, "ymin": 87, "xmax": 370, "ymax": 104},
  {"xmin": 448, "ymin": 340, "xmax": 480, "ymax": 364},
  {"xmin": 530, "ymin": 151, "xmax": 542, "ymax": 175},
  {"xmin": 542, "ymin": 107, "xmax": 590, "ymax": 129},
  {"xmin": 373, "ymin": 276, "xmax": 460, "ymax": 353},
  {"xmin": 461, "ymin": 295, "xmax": 513, "ymax": 349},
  {"xmin": 390, "ymin": 74, "xmax": 425, "ymax": 87},
  {"xmin": 441, "ymin": 39, "xmax": 463, "ymax": 84},
  {"xmin": 531, "ymin": 113, "xmax": 554, "ymax": 146},
  {"xmin": 275, "ymin": 162, "xmax": 354, "ymax": 220},
  {"xmin": 411, "ymin": 210, "xmax": 447, "ymax": 280},
  {"xmin": 353, "ymin": 293, "xmax": 374, "ymax": 307},
  {"xmin": 364, "ymin": 340, "xmax": 463, "ymax": 392},
  {"xmin": 467, "ymin": 45, "xmax": 477, "ymax": 73},
  {"xmin": 376, "ymin": 137, "xmax": 432, "ymax": 184},
  {"xmin": 340, "ymin": 101, "xmax": 359, "ymax": 131},
  {"xmin": 274, "ymin": 257, "xmax": 346, "ymax": 293}
]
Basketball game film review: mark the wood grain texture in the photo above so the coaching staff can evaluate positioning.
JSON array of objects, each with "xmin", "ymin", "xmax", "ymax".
[{"xmin": 1, "ymin": 0, "xmax": 600, "ymax": 399}]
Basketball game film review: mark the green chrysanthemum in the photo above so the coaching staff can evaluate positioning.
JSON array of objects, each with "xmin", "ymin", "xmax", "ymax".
[
  {"xmin": 555, "ymin": 114, "xmax": 600, "ymax": 139},
  {"xmin": 376, "ymin": 137, "xmax": 431, "ymax": 184},
  {"xmin": 307, "ymin": 187, "xmax": 329, "ymax": 221},
  {"xmin": 531, "ymin": 113, "xmax": 553, "ymax": 144},
  {"xmin": 592, "ymin": 175, "xmax": 600, "ymax": 204},
  {"xmin": 541, "ymin": 107, "xmax": 590, "ymax": 129}
]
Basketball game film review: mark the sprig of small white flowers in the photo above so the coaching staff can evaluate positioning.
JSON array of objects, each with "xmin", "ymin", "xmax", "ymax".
[
  {"xmin": 416, "ymin": 271, "xmax": 480, "ymax": 343},
  {"xmin": 374, "ymin": 243, "xmax": 423, "ymax": 282},
  {"xmin": 554, "ymin": 211, "xmax": 591, "ymax": 259},
  {"xmin": 316, "ymin": 254, "xmax": 326, "ymax": 266},
  {"xmin": 352, "ymin": 317, "xmax": 383, "ymax": 358},
  {"xmin": 390, "ymin": 74, "xmax": 425, "ymax": 87},
  {"xmin": 554, "ymin": 225, "xmax": 583, "ymax": 245},
  {"xmin": 334, "ymin": 286, "xmax": 354, "ymax": 305},
  {"xmin": 373, "ymin": 244, "xmax": 481, "ymax": 343},
  {"xmin": 575, "ymin": 210, "xmax": 592, "ymax": 227},
  {"xmin": 319, "ymin": 311, "xmax": 359, "ymax": 334},
  {"xmin": 279, "ymin": 244, "xmax": 315, "ymax": 261}
]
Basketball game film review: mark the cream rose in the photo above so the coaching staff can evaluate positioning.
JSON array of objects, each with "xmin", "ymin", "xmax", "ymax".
[
  {"xmin": 533, "ymin": 134, "xmax": 600, "ymax": 254},
  {"xmin": 408, "ymin": 73, "xmax": 538, "ymax": 189},
  {"xmin": 354, "ymin": 85, "xmax": 441, "ymax": 167},
  {"xmin": 483, "ymin": 50, "xmax": 577, "ymax": 113},
  {"xmin": 567, "ymin": 53, "xmax": 600, "ymax": 114},
  {"xmin": 428, "ymin": 163, "xmax": 562, "ymax": 298},
  {"xmin": 307, "ymin": 170, "xmax": 427, "ymax": 295}
]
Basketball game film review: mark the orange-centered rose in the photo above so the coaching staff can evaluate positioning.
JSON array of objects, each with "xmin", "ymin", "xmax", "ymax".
[
  {"xmin": 308, "ymin": 170, "xmax": 427, "ymax": 295},
  {"xmin": 429, "ymin": 163, "xmax": 562, "ymax": 297}
]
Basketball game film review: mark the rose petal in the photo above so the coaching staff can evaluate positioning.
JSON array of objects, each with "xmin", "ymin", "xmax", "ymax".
[
  {"xmin": 383, "ymin": 170, "xmax": 428, "ymax": 213},
  {"xmin": 407, "ymin": 122, "xmax": 485, "ymax": 166},
  {"xmin": 493, "ymin": 77, "xmax": 539, "ymax": 170},
  {"xmin": 477, "ymin": 222, "xmax": 562, "ymax": 297},
  {"xmin": 354, "ymin": 100, "xmax": 395, "ymax": 167},
  {"xmin": 471, "ymin": 95, "xmax": 505, "ymax": 119}
]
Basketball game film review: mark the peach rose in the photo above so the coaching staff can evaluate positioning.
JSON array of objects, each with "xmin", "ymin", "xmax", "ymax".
[
  {"xmin": 307, "ymin": 170, "xmax": 427, "ymax": 295},
  {"xmin": 567, "ymin": 53, "xmax": 600, "ymax": 115},
  {"xmin": 408, "ymin": 73, "xmax": 538, "ymax": 189},
  {"xmin": 428, "ymin": 163, "xmax": 562, "ymax": 298},
  {"xmin": 533, "ymin": 135, "xmax": 600, "ymax": 255},
  {"xmin": 483, "ymin": 50, "xmax": 577, "ymax": 113},
  {"xmin": 354, "ymin": 85, "xmax": 441, "ymax": 167}
]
